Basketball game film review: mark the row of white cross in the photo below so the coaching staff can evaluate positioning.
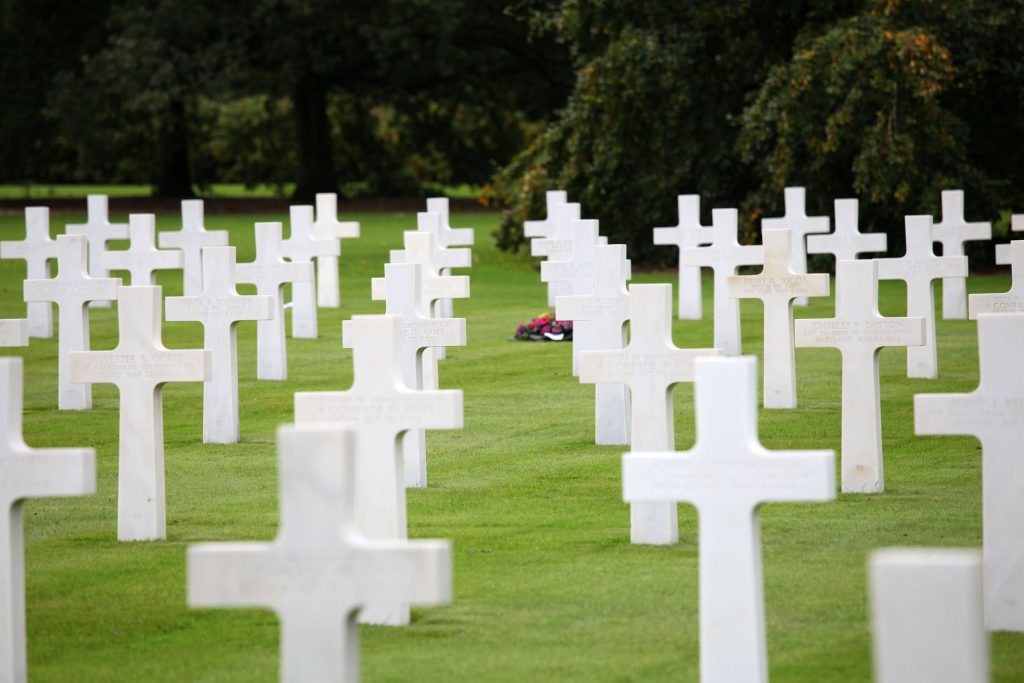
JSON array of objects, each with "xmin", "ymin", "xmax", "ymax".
[
  {"xmin": 0, "ymin": 196, "xmax": 477, "ymax": 682},
  {"xmin": 524, "ymin": 188, "xmax": 1024, "ymax": 680}
]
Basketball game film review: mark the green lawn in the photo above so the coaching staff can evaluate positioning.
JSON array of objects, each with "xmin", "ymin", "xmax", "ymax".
[{"xmin": 0, "ymin": 209, "xmax": 1021, "ymax": 681}]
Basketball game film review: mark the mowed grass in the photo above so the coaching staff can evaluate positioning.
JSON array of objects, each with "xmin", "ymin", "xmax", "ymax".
[{"xmin": 0, "ymin": 208, "xmax": 1021, "ymax": 682}]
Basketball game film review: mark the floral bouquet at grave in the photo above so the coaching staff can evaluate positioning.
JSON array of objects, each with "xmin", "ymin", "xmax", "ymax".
[{"xmin": 514, "ymin": 312, "xmax": 573, "ymax": 342}]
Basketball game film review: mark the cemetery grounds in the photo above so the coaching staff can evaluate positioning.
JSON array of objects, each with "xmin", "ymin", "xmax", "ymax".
[{"xmin": 1, "ymin": 209, "xmax": 1022, "ymax": 681}]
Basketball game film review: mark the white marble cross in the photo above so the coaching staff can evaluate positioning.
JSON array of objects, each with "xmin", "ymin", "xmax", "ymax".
[
  {"xmin": 103, "ymin": 213, "xmax": 183, "ymax": 285},
  {"xmin": 166, "ymin": 247, "xmax": 272, "ymax": 444},
  {"xmin": 0, "ymin": 357, "xmax": 94, "ymax": 683},
  {"xmin": 24, "ymin": 235, "xmax": 120, "ymax": 410},
  {"xmin": 623, "ymin": 356, "xmax": 834, "ymax": 683},
  {"xmin": 995, "ymin": 214, "xmax": 1023, "ymax": 265},
  {"xmin": 294, "ymin": 315, "xmax": 462, "ymax": 625},
  {"xmin": 795, "ymin": 260, "xmax": 924, "ymax": 493},
  {"xmin": 870, "ymin": 548, "xmax": 988, "ymax": 683},
  {"xmin": 0, "ymin": 320, "xmax": 27, "ymax": 348},
  {"xmin": 543, "ymin": 219, "xmax": 604, "ymax": 375},
  {"xmin": 915, "ymin": 313, "xmax": 1024, "ymax": 631},
  {"xmin": 282, "ymin": 205, "xmax": 338, "ymax": 339},
  {"xmin": 424, "ymin": 197, "xmax": 474, "ymax": 319},
  {"xmin": 373, "ymin": 262, "xmax": 466, "ymax": 488},
  {"xmin": 235, "ymin": 222, "xmax": 313, "ymax": 380},
  {"xmin": 727, "ymin": 228, "xmax": 830, "ymax": 409},
  {"xmin": 312, "ymin": 193, "xmax": 360, "ymax": 308},
  {"xmin": 876, "ymin": 215, "xmax": 967, "ymax": 379},
  {"xmin": 69, "ymin": 286, "xmax": 209, "ymax": 541},
  {"xmin": 653, "ymin": 195, "xmax": 713, "ymax": 319},
  {"xmin": 377, "ymin": 227, "xmax": 470, "ymax": 366},
  {"xmin": 0, "ymin": 207, "xmax": 57, "ymax": 338},
  {"xmin": 157, "ymin": 200, "xmax": 229, "ymax": 297},
  {"xmin": 931, "ymin": 190, "xmax": 990, "ymax": 319},
  {"xmin": 806, "ymin": 198, "xmax": 887, "ymax": 265},
  {"xmin": 970, "ymin": 240, "xmax": 1024, "ymax": 318},
  {"xmin": 761, "ymin": 187, "xmax": 830, "ymax": 306},
  {"xmin": 680, "ymin": 208, "xmax": 764, "ymax": 355},
  {"xmin": 557, "ymin": 244, "xmax": 631, "ymax": 445},
  {"xmin": 532, "ymin": 202, "xmax": 582, "ymax": 307},
  {"xmin": 523, "ymin": 190, "xmax": 568, "ymax": 241},
  {"xmin": 65, "ymin": 195, "xmax": 128, "ymax": 308},
  {"xmin": 188, "ymin": 424, "xmax": 451, "ymax": 683},
  {"xmin": 579, "ymin": 283, "xmax": 720, "ymax": 544}
]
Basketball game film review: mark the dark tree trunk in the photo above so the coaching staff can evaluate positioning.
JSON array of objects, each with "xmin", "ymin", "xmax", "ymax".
[
  {"xmin": 292, "ymin": 74, "xmax": 337, "ymax": 201},
  {"xmin": 152, "ymin": 98, "xmax": 195, "ymax": 198}
]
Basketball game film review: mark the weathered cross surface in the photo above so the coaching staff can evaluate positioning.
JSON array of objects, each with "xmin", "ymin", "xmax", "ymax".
[
  {"xmin": 375, "ymin": 228, "xmax": 470, "ymax": 367},
  {"xmin": 931, "ymin": 190, "xmax": 990, "ymax": 319},
  {"xmin": 0, "ymin": 358, "xmax": 94, "ymax": 683},
  {"xmin": 579, "ymin": 283, "xmax": 720, "ymax": 544},
  {"xmin": 524, "ymin": 191, "xmax": 569, "ymax": 307},
  {"xmin": 653, "ymin": 194, "xmax": 713, "ymax": 319},
  {"xmin": 235, "ymin": 222, "xmax": 313, "ymax": 380},
  {"xmin": 0, "ymin": 320, "xmax": 27, "ymax": 348},
  {"xmin": 914, "ymin": 313, "xmax": 1024, "ymax": 632},
  {"xmin": 24, "ymin": 235, "xmax": 119, "ymax": 410},
  {"xmin": 65, "ymin": 195, "xmax": 128, "ymax": 308},
  {"xmin": 188, "ymin": 425, "xmax": 451, "ymax": 683},
  {"xmin": 760, "ymin": 186, "xmax": 830, "ymax": 306},
  {"xmin": 557, "ymin": 244, "xmax": 631, "ymax": 445},
  {"xmin": 0, "ymin": 207, "xmax": 57, "ymax": 338},
  {"xmin": 727, "ymin": 228, "xmax": 830, "ymax": 409},
  {"xmin": 795, "ymin": 260, "xmax": 924, "ymax": 493},
  {"xmin": 70, "ymin": 286, "xmax": 209, "ymax": 541},
  {"xmin": 876, "ymin": 215, "xmax": 967, "ymax": 379},
  {"xmin": 312, "ymin": 193, "xmax": 360, "ymax": 308},
  {"xmin": 157, "ymin": 200, "xmax": 229, "ymax": 297},
  {"xmin": 970, "ymin": 240, "xmax": 1024, "ymax": 318},
  {"xmin": 294, "ymin": 315, "xmax": 462, "ymax": 625},
  {"xmin": 543, "ymin": 219, "xmax": 603, "ymax": 375},
  {"xmin": 623, "ymin": 356, "xmax": 834, "ymax": 683},
  {"xmin": 373, "ymin": 262, "xmax": 466, "ymax": 488},
  {"xmin": 995, "ymin": 214, "xmax": 1023, "ymax": 265},
  {"xmin": 870, "ymin": 548, "xmax": 988, "ymax": 683},
  {"xmin": 680, "ymin": 208, "xmax": 763, "ymax": 355},
  {"xmin": 103, "ymin": 213, "xmax": 183, "ymax": 285},
  {"xmin": 281, "ymin": 205, "xmax": 338, "ymax": 339},
  {"xmin": 166, "ymin": 247, "xmax": 272, "ymax": 444}
]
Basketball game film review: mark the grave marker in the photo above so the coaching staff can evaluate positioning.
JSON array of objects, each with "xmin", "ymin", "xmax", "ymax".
[
  {"xmin": 188, "ymin": 425, "xmax": 451, "ymax": 683},
  {"xmin": 166, "ymin": 247, "xmax": 272, "ymax": 443},
  {"xmin": 235, "ymin": 222, "xmax": 313, "ymax": 380},
  {"xmin": 533, "ymin": 202, "xmax": 582, "ymax": 308},
  {"xmin": 623, "ymin": 356, "xmax": 834, "ymax": 683},
  {"xmin": 0, "ymin": 320, "xmax": 27, "ymax": 348},
  {"xmin": 995, "ymin": 214, "xmax": 1024, "ymax": 265},
  {"xmin": 931, "ymin": 190, "xmax": 991, "ymax": 319},
  {"xmin": 0, "ymin": 207, "xmax": 57, "ymax": 338},
  {"xmin": 103, "ymin": 213, "xmax": 183, "ymax": 285},
  {"xmin": 915, "ymin": 313, "xmax": 1024, "ymax": 631},
  {"xmin": 680, "ymin": 208, "xmax": 763, "ymax": 355},
  {"xmin": 69, "ymin": 286, "xmax": 209, "ymax": 540},
  {"xmin": 524, "ymin": 191, "xmax": 568, "ymax": 308},
  {"xmin": 556, "ymin": 244, "xmax": 631, "ymax": 445},
  {"xmin": 795, "ymin": 260, "xmax": 924, "ymax": 492},
  {"xmin": 727, "ymin": 228, "xmax": 830, "ymax": 408},
  {"xmin": 281, "ymin": 205, "xmax": 337, "ymax": 339},
  {"xmin": 294, "ymin": 315, "xmax": 462, "ymax": 625},
  {"xmin": 65, "ymin": 195, "xmax": 128, "ymax": 308},
  {"xmin": 761, "ymin": 187, "xmax": 830, "ymax": 306},
  {"xmin": 876, "ymin": 215, "xmax": 967, "ymax": 379},
  {"xmin": 424, "ymin": 197, "xmax": 474, "ymax": 318},
  {"xmin": 579, "ymin": 284, "xmax": 720, "ymax": 544},
  {"xmin": 373, "ymin": 262, "xmax": 466, "ymax": 488},
  {"xmin": 24, "ymin": 235, "xmax": 119, "ymax": 410},
  {"xmin": 807, "ymin": 198, "xmax": 887, "ymax": 312},
  {"xmin": 653, "ymin": 195, "xmax": 713, "ymax": 319},
  {"xmin": 0, "ymin": 358, "xmax": 94, "ymax": 683},
  {"xmin": 543, "ymin": 219, "xmax": 603, "ymax": 375},
  {"xmin": 312, "ymin": 193, "xmax": 360, "ymax": 308},
  {"xmin": 970, "ymin": 241, "xmax": 1024, "ymax": 318},
  {"xmin": 870, "ymin": 548, "xmax": 988, "ymax": 683},
  {"xmin": 158, "ymin": 200, "xmax": 229, "ymax": 297}
]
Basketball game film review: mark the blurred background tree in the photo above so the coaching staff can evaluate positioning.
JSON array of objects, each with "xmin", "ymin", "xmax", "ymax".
[{"xmin": 1, "ymin": 0, "xmax": 1022, "ymax": 260}]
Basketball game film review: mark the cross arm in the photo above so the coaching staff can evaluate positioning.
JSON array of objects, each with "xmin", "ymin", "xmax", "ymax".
[
  {"xmin": 0, "ymin": 319, "xmax": 28, "ymax": 347},
  {"xmin": 188, "ymin": 543, "xmax": 278, "ymax": 609},
  {"xmin": 7, "ymin": 448, "xmax": 95, "ymax": 500},
  {"xmin": 294, "ymin": 389, "xmax": 463, "ymax": 431},
  {"xmin": 353, "ymin": 539, "xmax": 452, "ymax": 606},
  {"xmin": 403, "ymin": 319, "xmax": 466, "ymax": 350},
  {"xmin": 914, "ymin": 392, "xmax": 984, "ymax": 439}
]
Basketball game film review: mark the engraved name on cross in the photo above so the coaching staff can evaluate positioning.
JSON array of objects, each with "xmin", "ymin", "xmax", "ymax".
[{"xmin": 970, "ymin": 240, "xmax": 1024, "ymax": 318}]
